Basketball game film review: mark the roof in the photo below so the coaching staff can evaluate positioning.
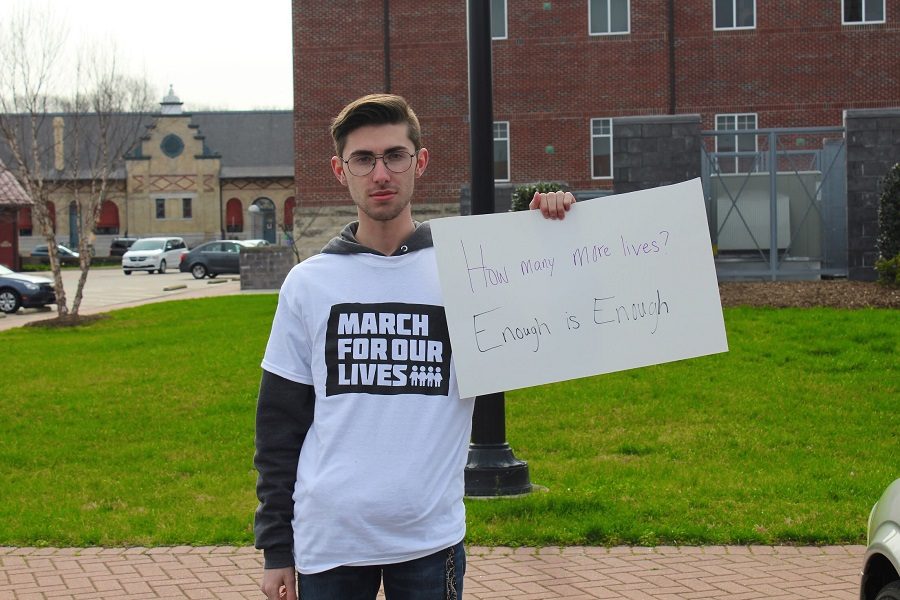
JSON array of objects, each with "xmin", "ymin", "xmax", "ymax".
[
  {"xmin": 0, "ymin": 161, "xmax": 32, "ymax": 207},
  {"xmin": 0, "ymin": 110, "xmax": 295, "ymax": 180}
]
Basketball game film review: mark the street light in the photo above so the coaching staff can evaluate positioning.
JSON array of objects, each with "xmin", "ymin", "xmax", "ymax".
[{"xmin": 464, "ymin": 0, "xmax": 533, "ymax": 497}]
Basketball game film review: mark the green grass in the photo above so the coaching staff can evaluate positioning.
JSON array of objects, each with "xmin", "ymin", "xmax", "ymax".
[{"xmin": 1, "ymin": 298, "xmax": 897, "ymax": 547}]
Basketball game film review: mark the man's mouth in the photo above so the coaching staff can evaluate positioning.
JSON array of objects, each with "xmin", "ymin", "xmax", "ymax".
[{"xmin": 371, "ymin": 189, "xmax": 397, "ymax": 200}]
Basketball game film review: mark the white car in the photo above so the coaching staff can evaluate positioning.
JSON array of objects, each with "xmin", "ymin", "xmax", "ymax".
[
  {"xmin": 122, "ymin": 237, "xmax": 188, "ymax": 275},
  {"xmin": 861, "ymin": 478, "xmax": 900, "ymax": 600}
]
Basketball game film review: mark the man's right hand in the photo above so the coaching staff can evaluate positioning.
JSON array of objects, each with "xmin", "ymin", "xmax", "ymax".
[{"xmin": 261, "ymin": 567, "xmax": 297, "ymax": 600}]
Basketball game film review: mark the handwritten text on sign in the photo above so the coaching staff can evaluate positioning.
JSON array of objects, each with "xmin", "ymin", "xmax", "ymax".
[{"xmin": 430, "ymin": 179, "xmax": 728, "ymax": 398}]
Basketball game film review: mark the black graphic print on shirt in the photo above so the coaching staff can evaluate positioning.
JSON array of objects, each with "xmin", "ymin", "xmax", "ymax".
[{"xmin": 325, "ymin": 302, "xmax": 453, "ymax": 396}]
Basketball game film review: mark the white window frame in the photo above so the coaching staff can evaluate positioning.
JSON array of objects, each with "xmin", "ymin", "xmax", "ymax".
[
  {"xmin": 491, "ymin": 0, "xmax": 508, "ymax": 40},
  {"xmin": 842, "ymin": 0, "xmax": 886, "ymax": 24},
  {"xmin": 590, "ymin": 118, "xmax": 613, "ymax": 180},
  {"xmin": 588, "ymin": 0, "xmax": 631, "ymax": 36},
  {"xmin": 713, "ymin": 0, "xmax": 756, "ymax": 30},
  {"xmin": 493, "ymin": 121, "xmax": 510, "ymax": 183},
  {"xmin": 714, "ymin": 113, "xmax": 758, "ymax": 174}
]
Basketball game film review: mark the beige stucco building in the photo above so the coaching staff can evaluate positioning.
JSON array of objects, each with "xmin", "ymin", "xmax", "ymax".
[{"xmin": 9, "ymin": 89, "xmax": 296, "ymax": 257}]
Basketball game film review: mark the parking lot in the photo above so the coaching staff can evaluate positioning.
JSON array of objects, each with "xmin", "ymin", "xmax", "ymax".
[{"xmin": 0, "ymin": 265, "xmax": 254, "ymax": 331}]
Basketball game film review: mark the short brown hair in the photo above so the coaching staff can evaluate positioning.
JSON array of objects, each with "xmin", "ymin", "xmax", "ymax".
[{"xmin": 331, "ymin": 93, "xmax": 422, "ymax": 158}]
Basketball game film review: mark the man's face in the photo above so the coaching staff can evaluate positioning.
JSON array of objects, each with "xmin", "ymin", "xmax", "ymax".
[{"xmin": 331, "ymin": 123, "xmax": 428, "ymax": 225}]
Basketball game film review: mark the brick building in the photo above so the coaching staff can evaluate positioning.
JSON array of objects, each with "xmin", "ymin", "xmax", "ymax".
[{"xmin": 292, "ymin": 0, "xmax": 899, "ymax": 206}]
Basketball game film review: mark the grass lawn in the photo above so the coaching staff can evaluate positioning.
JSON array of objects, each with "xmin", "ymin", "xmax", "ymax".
[{"xmin": 1, "ymin": 296, "xmax": 897, "ymax": 547}]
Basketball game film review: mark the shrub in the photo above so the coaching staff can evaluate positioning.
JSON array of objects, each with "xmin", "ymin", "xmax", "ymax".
[
  {"xmin": 876, "ymin": 162, "xmax": 900, "ymax": 286},
  {"xmin": 510, "ymin": 181, "xmax": 569, "ymax": 212},
  {"xmin": 875, "ymin": 255, "xmax": 900, "ymax": 287}
]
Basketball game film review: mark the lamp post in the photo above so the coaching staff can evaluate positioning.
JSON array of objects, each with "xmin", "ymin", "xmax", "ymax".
[
  {"xmin": 463, "ymin": 0, "xmax": 532, "ymax": 497},
  {"xmin": 248, "ymin": 204, "xmax": 261, "ymax": 240}
]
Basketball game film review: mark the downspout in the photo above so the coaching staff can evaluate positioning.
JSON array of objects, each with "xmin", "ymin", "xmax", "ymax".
[
  {"xmin": 668, "ymin": 0, "xmax": 676, "ymax": 114},
  {"xmin": 383, "ymin": 0, "xmax": 391, "ymax": 93}
]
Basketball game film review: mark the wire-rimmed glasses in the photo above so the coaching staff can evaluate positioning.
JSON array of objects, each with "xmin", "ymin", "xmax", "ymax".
[{"xmin": 342, "ymin": 150, "xmax": 418, "ymax": 177}]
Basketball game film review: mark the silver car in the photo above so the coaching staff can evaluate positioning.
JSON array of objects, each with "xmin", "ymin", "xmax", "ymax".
[
  {"xmin": 861, "ymin": 478, "xmax": 900, "ymax": 600},
  {"xmin": 122, "ymin": 237, "xmax": 187, "ymax": 275}
]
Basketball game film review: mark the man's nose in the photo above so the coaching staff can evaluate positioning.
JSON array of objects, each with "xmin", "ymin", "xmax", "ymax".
[{"xmin": 371, "ymin": 158, "xmax": 391, "ymax": 182}]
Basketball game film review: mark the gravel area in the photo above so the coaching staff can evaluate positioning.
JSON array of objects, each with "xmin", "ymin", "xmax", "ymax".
[{"xmin": 718, "ymin": 280, "xmax": 900, "ymax": 309}]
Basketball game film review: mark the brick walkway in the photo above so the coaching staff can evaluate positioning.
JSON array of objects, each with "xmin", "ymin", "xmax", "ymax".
[{"xmin": 0, "ymin": 545, "xmax": 863, "ymax": 599}]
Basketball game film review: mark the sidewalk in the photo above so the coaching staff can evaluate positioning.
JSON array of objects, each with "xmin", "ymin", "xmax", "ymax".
[{"xmin": 0, "ymin": 544, "xmax": 864, "ymax": 599}]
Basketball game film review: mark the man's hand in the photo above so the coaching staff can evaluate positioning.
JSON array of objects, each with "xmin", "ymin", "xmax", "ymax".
[
  {"xmin": 530, "ymin": 190, "xmax": 576, "ymax": 220},
  {"xmin": 261, "ymin": 567, "xmax": 296, "ymax": 600}
]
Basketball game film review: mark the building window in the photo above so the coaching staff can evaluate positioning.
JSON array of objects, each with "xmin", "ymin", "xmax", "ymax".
[
  {"xmin": 18, "ymin": 206, "xmax": 32, "ymax": 236},
  {"xmin": 155, "ymin": 198, "xmax": 166, "ymax": 219},
  {"xmin": 95, "ymin": 200, "xmax": 119, "ymax": 235},
  {"xmin": 493, "ymin": 121, "xmax": 510, "ymax": 182},
  {"xmin": 226, "ymin": 198, "xmax": 243, "ymax": 232},
  {"xmin": 591, "ymin": 118, "xmax": 613, "ymax": 179},
  {"xmin": 491, "ymin": 0, "xmax": 507, "ymax": 39},
  {"xmin": 715, "ymin": 113, "xmax": 758, "ymax": 174},
  {"xmin": 182, "ymin": 198, "xmax": 192, "ymax": 219},
  {"xmin": 589, "ymin": 0, "xmax": 629, "ymax": 35},
  {"xmin": 284, "ymin": 196, "xmax": 296, "ymax": 228},
  {"xmin": 714, "ymin": 0, "xmax": 756, "ymax": 29},
  {"xmin": 843, "ymin": 0, "xmax": 885, "ymax": 24}
]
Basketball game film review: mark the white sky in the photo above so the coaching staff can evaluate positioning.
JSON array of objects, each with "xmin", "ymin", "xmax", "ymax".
[{"xmin": 0, "ymin": 0, "xmax": 294, "ymax": 111}]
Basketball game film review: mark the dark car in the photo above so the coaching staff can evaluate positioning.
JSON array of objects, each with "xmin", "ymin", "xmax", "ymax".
[
  {"xmin": 0, "ymin": 265, "xmax": 56, "ymax": 313},
  {"xmin": 109, "ymin": 237, "xmax": 139, "ymax": 257},
  {"xmin": 179, "ymin": 240, "xmax": 245, "ymax": 279},
  {"xmin": 30, "ymin": 244, "xmax": 80, "ymax": 264}
]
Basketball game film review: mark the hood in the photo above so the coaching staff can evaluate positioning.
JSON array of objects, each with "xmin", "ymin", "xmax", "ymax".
[
  {"xmin": 124, "ymin": 248, "xmax": 164, "ymax": 257},
  {"xmin": 2, "ymin": 272, "xmax": 52, "ymax": 285},
  {"xmin": 321, "ymin": 221, "xmax": 434, "ymax": 257}
]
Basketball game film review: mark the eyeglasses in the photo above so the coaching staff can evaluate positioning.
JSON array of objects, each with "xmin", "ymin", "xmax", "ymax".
[{"xmin": 342, "ymin": 150, "xmax": 418, "ymax": 177}]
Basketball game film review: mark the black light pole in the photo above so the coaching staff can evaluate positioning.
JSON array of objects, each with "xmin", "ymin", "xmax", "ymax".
[{"xmin": 464, "ymin": 0, "xmax": 532, "ymax": 497}]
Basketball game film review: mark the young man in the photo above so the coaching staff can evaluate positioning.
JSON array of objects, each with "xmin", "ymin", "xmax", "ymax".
[{"xmin": 255, "ymin": 93, "xmax": 574, "ymax": 600}]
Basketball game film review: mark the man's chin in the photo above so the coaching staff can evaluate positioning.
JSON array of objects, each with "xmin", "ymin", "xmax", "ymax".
[{"xmin": 360, "ymin": 201, "xmax": 410, "ymax": 223}]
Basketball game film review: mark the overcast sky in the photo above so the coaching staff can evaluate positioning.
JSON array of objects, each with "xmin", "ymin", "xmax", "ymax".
[{"xmin": 0, "ymin": 0, "xmax": 294, "ymax": 111}]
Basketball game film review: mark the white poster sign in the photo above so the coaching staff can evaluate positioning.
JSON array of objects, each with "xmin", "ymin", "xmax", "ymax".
[{"xmin": 430, "ymin": 178, "xmax": 728, "ymax": 398}]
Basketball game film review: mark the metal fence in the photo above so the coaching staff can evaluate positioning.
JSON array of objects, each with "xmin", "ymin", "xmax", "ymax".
[{"xmin": 701, "ymin": 127, "xmax": 847, "ymax": 280}]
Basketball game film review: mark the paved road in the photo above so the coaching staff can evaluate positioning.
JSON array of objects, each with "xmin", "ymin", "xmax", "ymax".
[
  {"xmin": 0, "ymin": 267, "xmax": 257, "ymax": 331},
  {"xmin": 0, "ymin": 545, "xmax": 864, "ymax": 599}
]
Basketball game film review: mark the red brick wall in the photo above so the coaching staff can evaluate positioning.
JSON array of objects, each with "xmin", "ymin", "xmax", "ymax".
[{"xmin": 293, "ymin": 0, "xmax": 900, "ymax": 207}]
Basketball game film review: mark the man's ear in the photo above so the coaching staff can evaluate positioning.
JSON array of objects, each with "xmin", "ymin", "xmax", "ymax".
[
  {"xmin": 415, "ymin": 147, "xmax": 429, "ymax": 177},
  {"xmin": 331, "ymin": 156, "xmax": 347, "ymax": 185}
]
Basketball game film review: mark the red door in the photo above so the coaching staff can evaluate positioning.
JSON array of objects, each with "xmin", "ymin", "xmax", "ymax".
[{"xmin": 0, "ymin": 208, "xmax": 20, "ymax": 269}]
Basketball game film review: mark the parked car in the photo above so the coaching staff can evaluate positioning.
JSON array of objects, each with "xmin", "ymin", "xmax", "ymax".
[
  {"xmin": 240, "ymin": 239, "xmax": 271, "ymax": 247},
  {"xmin": 0, "ymin": 264, "xmax": 56, "ymax": 313},
  {"xmin": 30, "ymin": 244, "xmax": 80, "ymax": 264},
  {"xmin": 179, "ymin": 240, "xmax": 245, "ymax": 279},
  {"xmin": 861, "ymin": 478, "xmax": 900, "ymax": 600},
  {"xmin": 121, "ymin": 237, "xmax": 187, "ymax": 275},
  {"xmin": 109, "ymin": 237, "xmax": 139, "ymax": 257}
]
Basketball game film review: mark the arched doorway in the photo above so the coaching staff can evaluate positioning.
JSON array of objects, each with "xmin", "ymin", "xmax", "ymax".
[{"xmin": 250, "ymin": 197, "xmax": 276, "ymax": 244}]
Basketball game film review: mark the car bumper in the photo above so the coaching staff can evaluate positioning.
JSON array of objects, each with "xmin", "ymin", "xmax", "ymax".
[
  {"xmin": 122, "ymin": 264, "xmax": 159, "ymax": 271},
  {"xmin": 20, "ymin": 290, "xmax": 56, "ymax": 308}
]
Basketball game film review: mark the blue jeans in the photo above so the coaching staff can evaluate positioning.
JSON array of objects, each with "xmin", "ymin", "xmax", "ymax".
[{"xmin": 297, "ymin": 541, "xmax": 465, "ymax": 600}]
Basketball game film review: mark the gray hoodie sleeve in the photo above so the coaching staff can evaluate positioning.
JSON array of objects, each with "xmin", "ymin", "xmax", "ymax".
[{"xmin": 254, "ymin": 369, "xmax": 315, "ymax": 569}]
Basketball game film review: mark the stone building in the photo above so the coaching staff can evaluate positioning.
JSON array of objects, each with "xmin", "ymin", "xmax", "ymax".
[{"xmin": 3, "ymin": 88, "xmax": 296, "ymax": 258}]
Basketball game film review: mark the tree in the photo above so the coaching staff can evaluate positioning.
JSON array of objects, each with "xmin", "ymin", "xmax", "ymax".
[{"xmin": 0, "ymin": 4, "xmax": 153, "ymax": 318}]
